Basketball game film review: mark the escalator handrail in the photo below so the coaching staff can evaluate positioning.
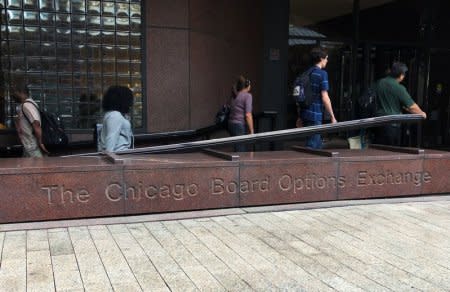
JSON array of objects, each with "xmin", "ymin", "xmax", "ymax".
[{"xmin": 67, "ymin": 114, "xmax": 423, "ymax": 156}]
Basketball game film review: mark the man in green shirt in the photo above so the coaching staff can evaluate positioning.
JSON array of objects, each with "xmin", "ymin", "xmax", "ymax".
[{"xmin": 374, "ymin": 62, "xmax": 427, "ymax": 146}]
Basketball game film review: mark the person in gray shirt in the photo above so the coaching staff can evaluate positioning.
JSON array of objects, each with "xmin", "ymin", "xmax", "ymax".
[{"xmin": 228, "ymin": 76, "xmax": 254, "ymax": 152}]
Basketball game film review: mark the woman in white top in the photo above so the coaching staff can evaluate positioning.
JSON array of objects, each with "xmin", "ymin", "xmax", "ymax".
[{"xmin": 98, "ymin": 85, "xmax": 134, "ymax": 152}]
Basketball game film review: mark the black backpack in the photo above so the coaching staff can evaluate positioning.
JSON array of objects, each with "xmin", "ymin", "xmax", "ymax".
[
  {"xmin": 22, "ymin": 101, "xmax": 69, "ymax": 149},
  {"xmin": 292, "ymin": 67, "xmax": 316, "ymax": 108},
  {"xmin": 357, "ymin": 87, "xmax": 377, "ymax": 118},
  {"xmin": 215, "ymin": 104, "xmax": 230, "ymax": 128}
]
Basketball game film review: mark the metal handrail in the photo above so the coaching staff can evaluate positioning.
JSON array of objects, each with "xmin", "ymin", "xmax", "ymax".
[{"xmin": 67, "ymin": 114, "xmax": 423, "ymax": 157}]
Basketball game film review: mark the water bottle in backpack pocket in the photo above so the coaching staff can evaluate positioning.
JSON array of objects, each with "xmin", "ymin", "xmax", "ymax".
[{"xmin": 292, "ymin": 67, "xmax": 316, "ymax": 109}]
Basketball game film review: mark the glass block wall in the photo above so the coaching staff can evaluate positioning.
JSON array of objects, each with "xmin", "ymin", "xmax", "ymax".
[{"xmin": 0, "ymin": 0, "xmax": 143, "ymax": 130}]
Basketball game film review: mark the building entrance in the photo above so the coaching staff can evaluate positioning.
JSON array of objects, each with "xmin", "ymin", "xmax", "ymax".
[
  {"xmin": 288, "ymin": 41, "xmax": 426, "ymax": 146},
  {"xmin": 357, "ymin": 43, "xmax": 426, "ymax": 147},
  {"xmin": 425, "ymin": 49, "xmax": 450, "ymax": 149}
]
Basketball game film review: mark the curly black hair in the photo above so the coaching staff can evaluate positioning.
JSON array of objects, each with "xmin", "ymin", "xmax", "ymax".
[{"xmin": 102, "ymin": 85, "xmax": 134, "ymax": 114}]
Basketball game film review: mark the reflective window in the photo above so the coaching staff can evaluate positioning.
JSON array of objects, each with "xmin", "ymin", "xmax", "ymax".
[{"xmin": 0, "ymin": 0, "xmax": 143, "ymax": 130}]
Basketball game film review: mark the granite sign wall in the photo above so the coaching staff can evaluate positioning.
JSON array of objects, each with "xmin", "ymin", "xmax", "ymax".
[{"xmin": 0, "ymin": 148, "xmax": 448, "ymax": 223}]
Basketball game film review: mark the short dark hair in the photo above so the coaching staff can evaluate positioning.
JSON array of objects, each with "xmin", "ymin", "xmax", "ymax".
[
  {"xmin": 102, "ymin": 85, "xmax": 134, "ymax": 114},
  {"xmin": 390, "ymin": 62, "xmax": 408, "ymax": 78},
  {"xmin": 11, "ymin": 79, "xmax": 29, "ymax": 95},
  {"xmin": 310, "ymin": 47, "xmax": 328, "ymax": 64}
]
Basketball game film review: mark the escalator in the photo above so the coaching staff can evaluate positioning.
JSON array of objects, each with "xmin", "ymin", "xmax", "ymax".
[{"xmin": 0, "ymin": 111, "xmax": 278, "ymax": 157}]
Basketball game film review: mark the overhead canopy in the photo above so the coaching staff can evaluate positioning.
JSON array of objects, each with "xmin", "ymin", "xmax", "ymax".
[{"xmin": 289, "ymin": 25, "xmax": 325, "ymax": 46}]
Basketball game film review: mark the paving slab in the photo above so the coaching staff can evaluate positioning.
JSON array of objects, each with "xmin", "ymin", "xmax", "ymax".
[{"xmin": 1, "ymin": 198, "xmax": 450, "ymax": 291}]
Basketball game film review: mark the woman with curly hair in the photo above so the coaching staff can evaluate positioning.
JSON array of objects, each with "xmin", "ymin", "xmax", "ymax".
[{"xmin": 98, "ymin": 85, "xmax": 134, "ymax": 152}]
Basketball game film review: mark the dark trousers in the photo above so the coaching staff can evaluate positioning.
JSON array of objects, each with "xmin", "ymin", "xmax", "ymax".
[
  {"xmin": 374, "ymin": 123, "xmax": 401, "ymax": 146},
  {"xmin": 228, "ymin": 122, "xmax": 248, "ymax": 152}
]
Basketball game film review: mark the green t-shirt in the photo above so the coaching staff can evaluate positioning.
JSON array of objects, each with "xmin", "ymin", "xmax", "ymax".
[{"xmin": 375, "ymin": 76, "xmax": 415, "ymax": 116}]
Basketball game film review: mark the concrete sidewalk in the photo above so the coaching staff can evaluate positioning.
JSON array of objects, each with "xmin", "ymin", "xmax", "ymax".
[{"xmin": 1, "ymin": 198, "xmax": 450, "ymax": 291}]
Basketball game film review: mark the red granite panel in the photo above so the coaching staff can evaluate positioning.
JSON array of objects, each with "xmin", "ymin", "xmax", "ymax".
[
  {"xmin": 423, "ymin": 149, "xmax": 450, "ymax": 157},
  {"xmin": 190, "ymin": 0, "xmax": 225, "ymax": 35},
  {"xmin": 422, "ymin": 156, "xmax": 450, "ymax": 194},
  {"xmin": 189, "ymin": 31, "xmax": 228, "ymax": 129},
  {"xmin": 2, "ymin": 149, "xmax": 447, "ymax": 225},
  {"xmin": 143, "ymin": 0, "xmax": 263, "ymax": 132},
  {"xmin": 146, "ymin": 0, "xmax": 189, "ymax": 28},
  {"xmin": 189, "ymin": 0, "xmax": 263, "ymax": 129},
  {"xmin": 123, "ymin": 165, "xmax": 240, "ymax": 214},
  {"xmin": 237, "ymin": 150, "xmax": 332, "ymax": 164},
  {"xmin": 335, "ymin": 148, "xmax": 423, "ymax": 161},
  {"xmin": 0, "ymin": 156, "xmax": 112, "ymax": 174},
  {"xmin": 227, "ymin": 0, "xmax": 263, "ymax": 108},
  {"xmin": 239, "ymin": 159, "xmax": 339, "ymax": 206},
  {"xmin": 221, "ymin": 0, "xmax": 263, "ymax": 55},
  {"xmin": 219, "ymin": 0, "xmax": 263, "ymax": 110},
  {"xmin": 0, "ymin": 170, "xmax": 124, "ymax": 223},
  {"xmin": 338, "ymin": 159, "xmax": 425, "ymax": 200},
  {"xmin": 222, "ymin": 0, "xmax": 248, "ymax": 42},
  {"xmin": 121, "ymin": 152, "xmax": 235, "ymax": 169},
  {"xmin": 222, "ymin": 43, "xmax": 262, "ymax": 108},
  {"xmin": 146, "ymin": 28, "xmax": 189, "ymax": 132}
]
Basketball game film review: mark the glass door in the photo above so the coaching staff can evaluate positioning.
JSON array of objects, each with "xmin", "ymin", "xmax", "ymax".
[
  {"xmin": 358, "ymin": 43, "xmax": 426, "ymax": 147},
  {"xmin": 287, "ymin": 39, "xmax": 353, "ymax": 126},
  {"xmin": 425, "ymin": 48, "xmax": 450, "ymax": 149}
]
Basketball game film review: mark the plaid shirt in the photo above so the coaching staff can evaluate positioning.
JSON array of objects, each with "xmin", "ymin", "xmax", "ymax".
[{"xmin": 300, "ymin": 66, "xmax": 329, "ymax": 122}]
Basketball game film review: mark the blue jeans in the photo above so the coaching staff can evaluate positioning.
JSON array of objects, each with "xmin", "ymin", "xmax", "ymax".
[
  {"xmin": 303, "ymin": 119, "xmax": 322, "ymax": 149},
  {"xmin": 228, "ymin": 122, "xmax": 247, "ymax": 152}
]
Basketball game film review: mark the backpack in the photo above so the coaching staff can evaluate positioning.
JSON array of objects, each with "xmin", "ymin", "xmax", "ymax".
[
  {"xmin": 215, "ymin": 104, "xmax": 230, "ymax": 127},
  {"xmin": 357, "ymin": 87, "xmax": 377, "ymax": 118},
  {"xmin": 22, "ymin": 101, "xmax": 69, "ymax": 149},
  {"xmin": 292, "ymin": 67, "xmax": 316, "ymax": 108}
]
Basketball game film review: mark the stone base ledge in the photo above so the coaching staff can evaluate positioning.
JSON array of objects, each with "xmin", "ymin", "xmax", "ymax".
[{"xmin": 1, "ymin": 148, "xmax": 449, "ymax": 224}]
